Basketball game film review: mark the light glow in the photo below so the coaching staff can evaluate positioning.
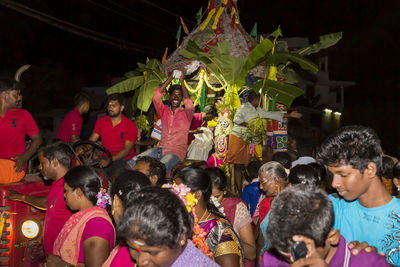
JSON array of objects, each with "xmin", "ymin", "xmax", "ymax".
[
  {"xmin": 334, "ymin": 112, "xmax": 342, "ymax": 116},
  {"xmin": 324, "ymin": 108, "xmax": 332, "ymax": 113},
  {"xmin": 21, "ymin": 220, "xmax": 40, "ymax": 239}
]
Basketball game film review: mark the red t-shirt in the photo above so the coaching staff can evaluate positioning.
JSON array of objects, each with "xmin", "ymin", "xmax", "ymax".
[
  {"xmin": 57, "ymin": 108, "xmax": 83, "ymax": 142},
  {"xmin": 44, "ymin": 177, "xmax": 73, "ymax": 255},
  {"xmin": 93, "ymin": 115, "xmax": 138, "ymax": 160},
  {"xmin": 0, "ymin": 108, "xmax": 39, "ymax": 159}
]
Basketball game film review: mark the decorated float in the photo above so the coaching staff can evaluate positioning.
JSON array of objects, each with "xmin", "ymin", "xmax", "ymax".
[{"xmin": 107, "ymin": 0, "xmax": 342, "ymax": 190}]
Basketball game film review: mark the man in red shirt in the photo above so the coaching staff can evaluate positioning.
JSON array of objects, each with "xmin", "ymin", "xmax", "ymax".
[
  {"xmin": 128, "ymin": 69, "xmax": 194, "ymax": 173},
  {"xmin": 57, "ymin": 92, "xmax": 90, "ymax": 143},
  {"xmin": 0, "ymin": 79, "xmax": 42, "ymax": 183},
  {"xmin": 6, "ymin": 141, "xmax": 73, "ymax": 256},
  {"xmin": 89, "ymin": 93, "xmax": 138, "ymax": 178}
]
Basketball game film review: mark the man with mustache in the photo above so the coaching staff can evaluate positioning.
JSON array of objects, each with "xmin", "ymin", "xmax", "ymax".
[
  {"xmin": 0, "ymin": 78, "xmax": 42, "ymax": 183},
  {"xmin": 128, "ymin": 69, "xmax": 193, "ymax": 173},
  {"xmin": 89, "ymin": 93, "xmax": 138, "ymax": 178}
]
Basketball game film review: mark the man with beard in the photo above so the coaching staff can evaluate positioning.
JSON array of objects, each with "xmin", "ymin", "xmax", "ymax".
[
  {"xmin": 0, "ymin": 78, "xmax": 42, "ymax": 183},
  {"xmin": 6, "ymin": 141, "xmax": 73, "ymax": 256},
  {"xmin": 89, "ymin": 93, "xmax": 138, "ymax": 178},
  {"xmin": 128, "ymin": 69, "xmax": 193, "ymax": 173}
]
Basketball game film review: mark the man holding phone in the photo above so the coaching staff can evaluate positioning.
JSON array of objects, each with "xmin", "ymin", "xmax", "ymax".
[{"xmin": 263, "ymin": 185, "xmax": 388, "ymax": 267}]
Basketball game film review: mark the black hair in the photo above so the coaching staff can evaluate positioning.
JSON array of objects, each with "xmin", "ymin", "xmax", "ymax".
[
  {"xmin": 266, "ymin": 185, "xmax": 334, "ymax": 253},
  {"xmin": 203, "ymin": 105, "xmax": 218, "ymax": 118},
  {"xmin": 118, "ymin": 187, "xmax": 193, "ymax": 248},
  {"xmin": 110, "ymin": 170, "xmax": 151, "ymax": 207},
  {"xmin": 107, "ymin": 93, "xmax": 124, "ymax": 106},
  {"xmin": 393, "ymin": 161, "xmax": 400, "ymax": 179},
  {"xmin": 247, "ymin": 90, "xmax": 260, "ymax": 103},
  {"xmin": 271, "ymin": 152, "xmax": 292, "ymax": 169},
  {"xmin": 316, "ymin": 125, "xmax": 383, "ymax": 177},
  {"xmin": 0, "ymin": 77, "xmax": 21, "ymax": 93},
  {"xmin": 168, "ymin": 84, "xmax": 183, "ymax": 96},
  {"xmin": 39, "ymin": 141, "xmax": 74, "ymax": 168},
  {"xmin": 73, "ymin": 92, "xmax": 90, "ymax": 107},
  {"xmin": 288, "ymin": 164, "xmax": 320, "ymax": 187},
  {"xmin": 175, "ymin": 166, "xmax": 225, "ymax": 218},
  {"xmin": 205, "ymin": 167, "xmax": 234, "ymax": 198},
  {"xmin": 308, "ymin": 162, "xmax": 327, "ymax": 185},
  {"xmin": 136, "ymin": 156, "xmax": 167, "ymax": 186},
  {"xmin": 64, "ymin": 165, "xmax": 103, "ymax": 206},
  {"xmin": 382, "ymin": 156, "xmax": 395, "ymax": 179},
  {"xmin": 247, "ymin": 160, "xmax": 262, "ymax": 179}
]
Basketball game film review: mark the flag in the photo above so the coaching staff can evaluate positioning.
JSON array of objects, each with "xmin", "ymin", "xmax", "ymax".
[
  {"xmin": 180, "ymin": 17, "xmax": 189, "ymax": 35},
  {"xmin": 251, "ymin": 23, "xmax": 258, "ymax": 39},
  {"xmin": 196, "ymin": 7, "xmax": 203, "ymax": 24}
]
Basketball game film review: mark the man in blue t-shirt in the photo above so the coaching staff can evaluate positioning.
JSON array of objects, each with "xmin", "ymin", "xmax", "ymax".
[{"xmin": 317, "ymin": 125, "xmax": 400, "ymax": 266}]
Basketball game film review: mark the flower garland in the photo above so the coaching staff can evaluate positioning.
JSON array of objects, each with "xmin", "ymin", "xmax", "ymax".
[{"xmin": 163, "ymin": 183, "xmax": 213, "ymax": 258}]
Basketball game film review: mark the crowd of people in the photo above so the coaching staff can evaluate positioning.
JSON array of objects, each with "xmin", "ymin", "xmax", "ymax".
[{"xmin": 1, "ymin": 71, "xmax": 400, "ymax": 267}]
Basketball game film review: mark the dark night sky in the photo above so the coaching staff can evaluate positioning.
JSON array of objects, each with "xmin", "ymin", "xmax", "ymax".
[{"xmin": 1, "ymin": 0, "xmax": 399, "ymax": 154}]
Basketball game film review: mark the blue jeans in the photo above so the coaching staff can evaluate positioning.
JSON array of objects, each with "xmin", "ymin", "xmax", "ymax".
[{"xmin": 127, "ymin": 147, "xmax": 181, "ymax": 173}]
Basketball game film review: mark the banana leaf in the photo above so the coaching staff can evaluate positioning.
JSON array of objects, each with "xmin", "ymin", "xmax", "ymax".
[
  {"xmin": 239, "ymin": 38, "xmax": 273, "ymax": 80},
  {"xmin": 252, "ymin": 79, "xmax": 304, "ymax": 107},
  {"xmin": 136, "ymin": 75, "xmax": 161, "ymax": 112},
  {"xmin": 279, "ymin": 66, "xmax": 298, "ymax": 84},
  {"xmin": 295, "ymin": 32, "xmax": 342, "ymax": 56},
  {"xmin": 268, "ymin": 52, "xmax": 318, "ymax": 73},
  {"xmin": 106, "ymin": 76, "xmax": 144, "ymax": 94},
  {"xmin": 125, "ymin": 70, "xmax": 141, "ymax": 78}
]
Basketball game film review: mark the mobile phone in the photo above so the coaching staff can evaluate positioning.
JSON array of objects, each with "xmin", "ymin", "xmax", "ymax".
[{"xmin": 291, "ymin": 241, "xmax": 307, "ymax": 261}]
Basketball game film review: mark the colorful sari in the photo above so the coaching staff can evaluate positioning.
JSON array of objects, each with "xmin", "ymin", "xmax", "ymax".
[
  {"xmin": 199, "ymin": 217, "xmax": 244, "ymax": 266},
  {"xmin": 53, "ymin": 206, "xmax": 115, "ymax": 266}
]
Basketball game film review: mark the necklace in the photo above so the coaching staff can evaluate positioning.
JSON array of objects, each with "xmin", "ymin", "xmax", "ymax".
[{"xmin": 199, "ymin": 208, "xmax": 208, "ymax": 221}]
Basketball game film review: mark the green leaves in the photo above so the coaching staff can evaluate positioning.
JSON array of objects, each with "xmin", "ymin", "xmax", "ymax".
[
  {"xmin": 268, "ymin": 52, "xmax": 318, "ymax": 73},
  {"xmin": 106, "ymin": 58, "xmax": 165, "ymax": 112},
  {"xmin": 295, "ymin": 32, "xmax": 343, "ymax": 56},
  {"xmin": 106, "ymin": 76, "xmax": 144, "ymax": 94},
  {"xmin": 252, "ymin": 79, "xmax": 304, "ymax": 107}
]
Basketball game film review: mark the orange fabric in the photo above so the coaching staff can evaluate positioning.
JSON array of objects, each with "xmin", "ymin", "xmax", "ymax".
[
  {"xmin": 53, "ymin": 206, "xmax": 114, "ymax": 266},
  {"xmin": 382, "ymin": 178, "xmax": 393, "ymax": 195},
  {"xmin": 227, "ymin": 134, "xmax": 250, "ymax": 165},
  {"xmin": 0, "ymin": 159, "xmax": 25, "ymax": 184}
]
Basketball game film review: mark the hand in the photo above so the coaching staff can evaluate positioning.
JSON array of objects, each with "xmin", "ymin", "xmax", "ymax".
[
  {"xmin": 348, "ymin": 240, "xmax": 384, "ymax": 256},
  {"xmin": 11, "ymin": 154, "xmax": 27, "ymax": 173},
  {"xmin": 289, "ymin": 111, "xmax": 302, "ymax": 119},
  {"xmin": 99, "ymin": 157, "xmax": 111, "ymax": 168},
  {"xmin": 289, "ymin": 235, "xmax": 328, "ymax": 267},
  {"xmin": 5, "ymin": 189, "xmax": 24, "ymax": 201},
  {"xmin": 179, "ymin": 67, "xmax": 187, "ymax": 79}
]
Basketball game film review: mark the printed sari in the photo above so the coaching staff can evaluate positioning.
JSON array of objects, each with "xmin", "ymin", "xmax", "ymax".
[
  {"xmin": 53, "ymin": 206, "xmax": 115, "ymax": 266},
  {"xmin": 199, "ymin": 217, "xmax": 244, "ymax": 266}
]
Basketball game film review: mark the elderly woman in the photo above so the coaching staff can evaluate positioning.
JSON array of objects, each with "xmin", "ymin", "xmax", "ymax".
[
  {"xmin": 117, "ymin": 186, "xmax": 219, "ymax": 266},
  {"xmin": 255, "ymin": 162, "xmax": 288, "ymax": 257}
]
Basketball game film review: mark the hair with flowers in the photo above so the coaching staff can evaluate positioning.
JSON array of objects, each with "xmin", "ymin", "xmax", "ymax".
[
  {"xmin": 163, "ymin": 182, "xmax": 213, "ymax": 258},
  {"xmin": 96, "ymin": 188, "xmax": 111, "ymax": 209}
]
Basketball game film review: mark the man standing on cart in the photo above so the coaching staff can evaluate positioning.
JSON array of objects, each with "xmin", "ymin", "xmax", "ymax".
[{"xmin": 0, "ymin": 78, "xmax": 42, "ymax": 183}]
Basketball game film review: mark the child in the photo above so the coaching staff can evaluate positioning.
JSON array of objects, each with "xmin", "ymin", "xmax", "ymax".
[
  {"xmin": 242, "ymin": 160, "xmax": 262, "ymax": 217},
  {"xmin": 263, "ymin": 185, "xmax": 389, "ymax": 267}
]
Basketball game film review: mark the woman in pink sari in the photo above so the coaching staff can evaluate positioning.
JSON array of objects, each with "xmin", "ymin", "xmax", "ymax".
[
  {"xmin": 206, "ymin": 167, "xmax": 256, "ymax": 267},
  {"xmin": 47, "ymin": 166, "xmax": 115, "ymax": 267},
  {"xmin": 102, "ymin": 170, "xmax": 151, "ymax": 267}
]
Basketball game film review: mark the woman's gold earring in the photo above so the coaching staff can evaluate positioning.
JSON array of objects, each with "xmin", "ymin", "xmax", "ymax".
[
  {"xmin": 180, "ymin": 239, "xmax": 186, "ymax": 246},
  {"xmin": 111, "ymin": 209, "xmax": 115, "ymax": 216}
]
